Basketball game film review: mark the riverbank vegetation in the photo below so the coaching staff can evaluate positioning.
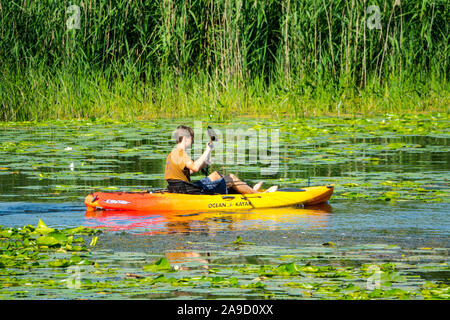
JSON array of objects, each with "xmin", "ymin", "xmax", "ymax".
[{"xmin": 0, "ymin": 0, "xmax": 448, "ymax": 121}]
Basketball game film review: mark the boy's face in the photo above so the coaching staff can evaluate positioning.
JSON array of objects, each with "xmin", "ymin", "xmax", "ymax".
[{"xmin": 184, "ymin": 135, "xmax": 193, "ymax": 149}]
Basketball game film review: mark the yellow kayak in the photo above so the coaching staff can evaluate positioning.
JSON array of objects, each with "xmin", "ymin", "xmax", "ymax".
[{"xmin": 84, "ymin": 185, "xmax": 334, "ymax": 212}]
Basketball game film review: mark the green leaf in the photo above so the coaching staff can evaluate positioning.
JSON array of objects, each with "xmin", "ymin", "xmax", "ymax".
[
  {"xmin": 36, "ymin": 236, "xmax": 60, "ymax": 247},
  {"xmin": 35, "ymin": 219, "xmax": 55, "ymax": 234},
  {"xmin": 232, "ymin": 236, "xmax": 254, "ymax": 245},
  {"xmin": 381, "ymin": 271, "xmax": 406, "ymax": 283},
  {"xmin": 90, "ymin": 236, "xmax": 98, "ymax": 247},
  {"xmin": 48, "ymin": 231, "xmax": 68, "ymax": 243},
  {"xmin": 276, "ymin": 262, "xmax": 300, "ymax": 275},
  {"xmin": 64, "ymin": 226, "xmax": 86, "ymax": 235},
  {"xmin": 47, "ymin": 259, "xmax": 72, "ymax": 268},
  {"xmin": 210, "ymin": 276, "xmax": 238, "ymax": 287},
  {"xmin": 0, "ymin": 229, "xmax": 14, "ymax": 238},
  {"xmin": 301, "ymin": 266, "xmax": 319, "ymax": 273},
  {"xmin": 69, "ymin": 255, "xmax": 82, "ymax": 264},
  {"xmin": 142, "ymin": 257, "xmax": 171, "ymax": 272},
  {"xmin": 233, "ymin": 236, "xmax": 243, "ymax": 244},
  {"xmin": 68, "ymin": 245, "xmax": 86, "ymax": 252},
  {"xmin": 36, "ymin": 230, "xmax": 68, "ymax": 247}
]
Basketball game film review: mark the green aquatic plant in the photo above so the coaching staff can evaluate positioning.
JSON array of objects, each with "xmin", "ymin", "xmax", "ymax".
[
  {"xmin": 0, "ymin": 219, "xmax": 101, "ymax": 272},
  {"xmin": 231, "ymin": 236, "xmax": 255, "ymax": 246},
  {"xmin": 1, "ymin": 115, "xmax": 448, "ymax": 203},
  {"xmin": 1, "ymin": 222, "xmax": 449, "ymax": 300},
  {"xmin": 142, "ymin": 257, "xmax": 172, "ymax": 272}
]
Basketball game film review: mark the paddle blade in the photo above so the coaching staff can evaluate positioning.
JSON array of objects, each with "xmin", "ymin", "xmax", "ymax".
[{"xmin": 207, "ymin": 126, "xmax": 217, "ymax": 141}]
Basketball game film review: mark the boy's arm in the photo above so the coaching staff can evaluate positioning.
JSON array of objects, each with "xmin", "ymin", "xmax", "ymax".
[{"xmin": 185, "ymin": 143, "xmax": 213, "ymax": 173}]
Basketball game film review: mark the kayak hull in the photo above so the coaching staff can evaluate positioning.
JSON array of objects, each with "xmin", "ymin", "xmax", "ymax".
[{"xmin": 84, "ymin": 185, "xmax": 334, "ymax": 212}]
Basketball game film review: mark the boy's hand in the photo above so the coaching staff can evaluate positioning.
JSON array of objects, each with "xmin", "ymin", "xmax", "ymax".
[{"xmin": 206, "ymin": 142, "xmax": 214, "ymax": 151}]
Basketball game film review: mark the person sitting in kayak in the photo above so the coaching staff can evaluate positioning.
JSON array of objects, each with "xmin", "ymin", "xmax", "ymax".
[{"xmin": 164, "ymin": 125, "xmax": 278, "ymax": 195}]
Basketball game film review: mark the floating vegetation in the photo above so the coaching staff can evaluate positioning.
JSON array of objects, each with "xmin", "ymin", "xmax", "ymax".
[
  {"xmin": 0, "ymin": 223, "xmax": 448, "ymax": 299},
  {"xmin": 0, "ymin": 114, "xmax": 448, "ymax": 203},
  {"xmin": 0, "ymin": 115, "xmax": 448, "ymax": 299}
]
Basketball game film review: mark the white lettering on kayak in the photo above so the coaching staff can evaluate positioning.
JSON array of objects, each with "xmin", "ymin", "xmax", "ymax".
[
  {"xmin": 105, "ymin": 199, "xmax": 131, "ymax": 205},
  {"xmin": 208, "ymin": 201, "xmax": 249, "ymax": 208}
]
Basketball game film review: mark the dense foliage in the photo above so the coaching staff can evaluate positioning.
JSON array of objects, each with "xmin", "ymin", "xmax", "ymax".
[{"xmin": 0, "ymin": 0, "xmax": 448, "ymax": 120}]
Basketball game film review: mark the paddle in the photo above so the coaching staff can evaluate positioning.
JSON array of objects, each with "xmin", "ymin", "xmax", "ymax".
[
  {"xmin": 201, "ymin": 126, "xmax": 256, "ymax": 208},
  {"xmin": 201, "ymin": 126, "xmax": 217, "ymax": 177}
]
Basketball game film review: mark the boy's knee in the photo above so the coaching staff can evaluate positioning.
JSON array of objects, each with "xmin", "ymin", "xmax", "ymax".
[
  {"xmin": 224, "ymin": 174, "xmax": 234, "ymax": 185},
  {"xmin": 208, "ymin": 171, "xmax": 222, "ymax": 181}
]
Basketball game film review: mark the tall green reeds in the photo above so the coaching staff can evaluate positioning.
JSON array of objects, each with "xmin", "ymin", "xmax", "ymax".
[{"xmin": 0, "ymin": 0, "xmax": 448, "ymax": 121}]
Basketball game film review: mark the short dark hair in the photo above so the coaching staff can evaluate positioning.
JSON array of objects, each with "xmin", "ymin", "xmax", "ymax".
[{"xmin": 173, "ymin": 125, "xmax": 194, "ymax": 144}]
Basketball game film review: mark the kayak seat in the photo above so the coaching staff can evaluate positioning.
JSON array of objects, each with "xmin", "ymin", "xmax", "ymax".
[
  {"xmin": 166, "ymin": 179, "xmax": 204, "ymax": 195},
  {"xmin": 167, "ymin": 179, "xmax": 233, "ymax": 195}
]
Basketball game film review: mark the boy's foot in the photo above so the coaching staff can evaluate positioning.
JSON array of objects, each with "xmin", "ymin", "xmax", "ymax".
[
  {"xmin": 264, "ymin": 185, "xmax": 278, "ymax": 193},
  {"xmin": 252, "ymin": 181, "xmax": 264, "ymax": 192}
]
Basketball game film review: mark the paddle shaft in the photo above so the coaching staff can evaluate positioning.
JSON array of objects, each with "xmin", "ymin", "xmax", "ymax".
[
  {"xmin": 201, "ymin": 126, "xmax": 256, "ymax": 208},
  {"xmin": 201, "ymin": 126, "xmax": 217, "ymax": 176}
]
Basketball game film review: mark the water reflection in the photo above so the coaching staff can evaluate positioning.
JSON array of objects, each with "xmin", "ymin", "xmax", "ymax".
[
  {"xmin": 165, "ymin": 251, "xmax": 210, "ymax": 271},
  {"xmin": 85, "ymin": 203, "xmax": 332, "ymax": 235}
]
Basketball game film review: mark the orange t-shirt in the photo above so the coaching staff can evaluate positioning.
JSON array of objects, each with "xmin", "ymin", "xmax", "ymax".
[{"xmin": 164, "ymin": 148, "xmax": 192, "ymax": 182}]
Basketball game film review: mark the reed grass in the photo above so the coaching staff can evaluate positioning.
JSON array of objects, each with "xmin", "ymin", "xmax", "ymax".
[{"xmin": 0, "ymin": 0, "xmax": 448, "ymax": 121}]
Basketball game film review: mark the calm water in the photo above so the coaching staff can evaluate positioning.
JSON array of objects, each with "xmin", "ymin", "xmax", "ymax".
[
  {"xmin": 0, "ymin": 117, "xmax": 449, "ymax": 299},
  {"xmin": 0, "ymin": 118, "xmax": 448, "ymax": 250},
  {"xmin": 0, "ymin": 200, "xmax": 448, "ymax": 250},
  {"xmin": 0, "ymin": 120, "xmax": 450, "ymax": 247}
]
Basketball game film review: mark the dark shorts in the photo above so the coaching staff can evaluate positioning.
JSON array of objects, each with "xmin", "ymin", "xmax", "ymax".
[
  {"xmin": 166, "ymin": 177, "xmax": 228, "ymax": 195},
  {"xmin": 193, "ymin": 177, "xmax": 228, "ymax": 195}
]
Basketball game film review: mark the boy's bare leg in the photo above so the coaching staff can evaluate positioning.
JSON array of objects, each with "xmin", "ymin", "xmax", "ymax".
[
  {"xmin": 208, "ymin": 171, "xmax": 264, "ymax": 194},
  {"xmin": 208, "ymin": 171, "xmax": 222, "ymax": 181},
  {"xmin": 224, "ymin": 174, "xmax": 257, "ymax": 194}
]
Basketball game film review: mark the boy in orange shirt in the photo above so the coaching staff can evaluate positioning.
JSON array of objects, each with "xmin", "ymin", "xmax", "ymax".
[{"xmin": 165, "ymin": 125, "xmax": 277, "ymax": 194}]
